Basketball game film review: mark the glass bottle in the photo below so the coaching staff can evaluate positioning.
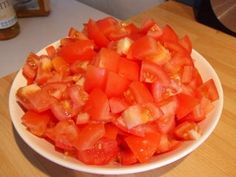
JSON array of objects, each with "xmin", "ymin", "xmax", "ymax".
[{"xmin": 0, "ymin": 0, "xmax": 20, "ymax": 40}]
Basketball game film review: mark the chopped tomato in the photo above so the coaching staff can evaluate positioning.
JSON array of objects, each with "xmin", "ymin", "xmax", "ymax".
[
  {"xmin": 119, "ymin": 150, "xmax": 138, "ymax": 165},
  {"xmin": 22, "ymin": 110, "xmax": 52, "ymax": 137},
  {"xmin": 127, "ymin": 36, "xmax": 158, "ymax": 60},
  {"xmin": 129, "ymin": 81, "xmax": 154, "ymax": 104},
  {"xmin": 45, "ymin": 119, "xmax": 79, "ymax": 150},
  {"xmin": 22, "ymin": 53, "xmax": 40, "ymax": 82},
  {"xmin": 84, "ymin": 65, "xmax": 107, "ymax": 92},
  {"xmin": 105, "ymin": 71, "xmax": 130, "ymax": 98},
  {"xmin": 147, "ymin": 24, "xmax": 163, "ymax": 40},
  {"xmin": 42, "ymin": 83, "xmax": 67, "ymax": 100},
  {"xmin": 77, "ymin": 137, "xmax": 118, "ymax": 165},
  {"xmin": 159, "ymin": 25, "xmax": 178, "ymax": 43},
  {"xmin": 118, "ymin": 58, "xmax": 140, "ymax": 81},
  {"xmin": 104, "ymin": 123, "xmax": 119, "ymax": 140},
  {"xmin": 156, "ymin": 134, "xmax": 180, "ymax": 154},
  {"xmin": 74, "ymin": 122, "xmax": 105, "ymax": 150},
  {"xmin": 68, "ymin": 85, "xmax": 88, "ymax": 107},
  {"xmin": 68, "ymin": 27, "xmax": 88, "ymax": 40},
  {"xmin": 174, "ymin": 121, "xmax": 201, "ymax": 140},
  {"xmin": 84, "ymin": 88, "xmax": 110, "ymax": 121},
  {"xmin": 195, "ymin": 79, "xmax": 219, "ymax": 101},
  {"xmin": 51, "ymin": 56, "xmax": 70, "ymax": 74},
  {"xmin": 50, "ymin": 100, "xmax": 75, "ymax": 120},
  {"xmin": 109, "ymin": 97, "xmax": 129, "ymax": 114},
  {"xmin": 176, "ymin": 93, "xmax": 199, "ymax": 119},
  {"xmin": 96, "ymin": 48, "xmax": 120, "ymax": 72},
  {"xmin": 87, "ymin": 19, "xmax": 109, "ymax": 47},
  {"xmin": 125, "ymin": 132, "xmax": 160, "ymax": 163},
  {"xmin": 58, "ymin": 40, "xmax": 95, "ymax": 64},
  {"xmin": 96, "ymin": 17, "xmax": 118, "ymax": 37},
  {"xmin": 181, "ymin": 65, "xmax": 193, "ymax": 84},
  {"xmin": 140, "ymin": 61, "xmax": 170, "ymax": 84},
  {"xmin": 179, "ymin": 35, "xmax": 192, "ymax": 54},
  {"xmin": 139, "ymin": 19, "xmax": 156, "ymax": 34}
]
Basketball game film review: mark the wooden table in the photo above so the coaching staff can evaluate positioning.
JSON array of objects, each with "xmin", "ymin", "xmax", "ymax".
[{"xmin": 1, "ymin": 1, "xmax": 236, "ymax": 177}]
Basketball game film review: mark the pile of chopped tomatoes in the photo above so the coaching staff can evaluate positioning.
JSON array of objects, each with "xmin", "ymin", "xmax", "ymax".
[{"xmin": 17, "ymin": 17, "xmax": 219, "ymax": 165}]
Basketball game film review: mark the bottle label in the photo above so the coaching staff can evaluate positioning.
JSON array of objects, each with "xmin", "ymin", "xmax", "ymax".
[{"xmin": 0, "ymin": 0, "xmax": 17, "ymax": 29}]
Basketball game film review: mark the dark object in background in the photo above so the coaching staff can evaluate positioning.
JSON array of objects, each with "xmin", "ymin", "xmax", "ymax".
[
  {"xmin": 13, "ymin": 0, "xmax": 50, "ymax": 17},
  {"xmin": 193, "ymin": 0, "xmax": 236, "ymax": 37}
]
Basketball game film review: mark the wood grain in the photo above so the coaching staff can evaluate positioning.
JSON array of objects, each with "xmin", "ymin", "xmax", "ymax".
[{"xmin": 1, "ymin": 1, "xmax": 236, "ymax": 177}]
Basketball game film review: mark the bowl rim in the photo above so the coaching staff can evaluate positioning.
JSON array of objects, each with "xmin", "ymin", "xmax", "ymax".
[{"xmin": 8, "ymin": 42, "xmax": 224, "ymax": 175}]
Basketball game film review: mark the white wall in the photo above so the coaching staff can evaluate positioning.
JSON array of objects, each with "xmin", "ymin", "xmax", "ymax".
[{"xmin": 77, "ymin": 0, "xmax": 164, "ymax": 19}]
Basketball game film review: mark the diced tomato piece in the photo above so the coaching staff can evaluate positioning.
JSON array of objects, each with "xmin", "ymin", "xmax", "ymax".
[
  {"xmin": 125, "ymin": 132, "xmax": 160, "ymax": 163},
  {"xmin": 140, "ymin": 61, "xmax": 170, "ymax": 84},
  {"xmin": 159, "ymin": 25, "xmax": 178, "ymax": 43},
  {"xmin": 127, "ymin": 36, "xmax": 158, "ymax": 60},
  {"xmin": 77, "ymin": 137, "xmax": 118, "ymax": 165},
  {"xmin": 109, "ymin": 97, "xmax": 129, "ymax": 114},
  {"xmin": 35, "ymin": 56, "xmax": 53, "ymax": 85},
  {"xmin": 51, "ymin": 56, "xmax": 70, "ymax": 74},
  {"xmin": 147, "ymin": 24, "xmax": 163, "ymax": 40},
  {"xmin": 139, "ymin": 19, "xmax": 156, "ymax": 34},
  {"xmin": 116, "ymin": 37, "xmax": 133, "ymax": 55},
  {"xmin": 22, "ymin": 53, "xmax": 40, "ymax": 81},
  {"xmin": 76, "ymin": 112, "xmax": 90, "ymax": 125},
  {"xmin": 105, "ymin": 71, "xmax": 130, "ymax": 98},
  {"xmin": 181, "ymin": 65, "xmax": 193, "ymax": 84},
  {"xmin": 156, "ymin": 134, "xmax": 180, "ymax": 154},
  {"xmin": 156, "ymin": 115, "xmax": 176, "ymax": 134},
  {"xmin": 96, "ymin": 48, "xmax": 120, "ymax": 72},
  {"xmin": 87, "ymin": 19, "xmax": 109, "ymax": 47},
  {"xmin": 84, "ymin": 88, "xmax": 110, "ymax": 121},
  {"xmin": 96, "ymin": 17, "xmax": 118, "ymax": 37},
  {"xmin": 174, "ymin": 121, "xmax": 201, "ymax": 140},
  {"xmin": 189, "ymin": 68, "xmax": 203, "ymax": 89},
  {"xmin": 118, "ymin": 58, "xmax": 140, "ymax": 81},
  {"xmin": 45, "ymin": 119, "xmax": 79, "ymax": 150},
  {"xmin": 179, "ymin": 35, "xmax": 192, "ymax": 54},
  {"xmin": 195, "ymin": 79, "xmax": 219, "ymax": 101},
  {"xmin": 84, "ymin": 65, "xmax": 107, "ymax": 92},
  {"xmin": 22, "ymin": 110, "xmax": 52, "ymax": 137},
  {"xmin": 164, "ymin": 41, "xmax": 188, "ymax": 56},
  {"xmin": 104, "ymin": 123, "xmax": 119, "ymax": 140},
  {"xmin": 119, "ymin": 150, "xmax": 138, "ymax": 165},
  {"xmin": 50, "ymin": 100, "xmax": 75, "ymax": 120},
  {"xmin": 122, "ymin": 103, "xmax": 162, "ymax": 129},
  {"xmin": 125, "ymin": 23, "xmax": 139, "ymax": 35},
  {"xmin": 68, "ymin": 85, "xmax": 88, "ymax": 107},
  {"xmin": 58, "ymin": 40, "xmax": 95, "ymax": 64},
  {"xmin": 176, "ymin": 93, "xmax": 199, "ymax": 119},
  {"xmin": 68, "ymin": 27, "xmax": 88, "ymax": 40},
  {"xmin": 74, "ymin": 122, "xmax": 105, "ymax": 150},
  {"xmin": 129, "ymin": 81, "xmax": 154, "ymax": 104},
  {"xmin": 46, "ymin": 45, "xmax": 56, "ymax": 58},
  {"xmin": 42, "ymin": 83, "xmax": 67, "ymax": 100}
]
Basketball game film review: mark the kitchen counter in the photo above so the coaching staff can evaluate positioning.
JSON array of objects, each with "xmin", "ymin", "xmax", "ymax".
[{"xmin": 1, "ymin": 1, "xmax": 236, "ymax": 177}]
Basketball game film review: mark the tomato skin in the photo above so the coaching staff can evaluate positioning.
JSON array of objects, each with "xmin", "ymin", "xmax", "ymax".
[
  {"xmin": 176, "ymin": 93, "xmax": 199, "ymax": 119},
  {"xmin": 179, "ymin": 35, "xmax": 192, "ymax": 54},
  {"xmin": 125, "ymin": 132, "xmax": 161, "ymax": 163},
  {"xmin": 77, "ymin": 137, "xmax": 118, "ymax": 165},
  {"xmin": 84, "ymin": 88, "xmax": 110, "ymax": 121},
  {"xmin": 118, "ymin": 58, "xmax": 140, "ymax": 81},
  {"xmin": 159, "ymin": 25, "xmax": 178, "ymax": 43},
  {"xmin": 46, "ymin": 45, "xmax": 56, "ymax": 58},
  {"xmin": 96, "ymin": 17, "xmax": 118, "ymax": 37},
  {"xmin": 129, "ymin": 81, "xmax": 154, "ymax": 104},
  {"xmin": 58, "ymin": 40, "xmax": 95, "ymax": 64},
  {"xmin": 105, "ymin": 71, "xmax": 130, "ymax": 98},
  {"xmin": 195, "ymin": 79, "xmax": 219, "ymax": 102},
  {"xmin": 96, "ymin": 48, "xmax": 120, "ymax": 72},
  {"xmin": 139, "ymin": 19, "xmax": 156, "ymax": 34},
  {"xmin": 74, "ymin": 122, "xmax": 105, "ymax": 150},
  {"xmin": 68, "ymin": 27, "xmax": 88, "ymax": 40},
  {"xmin": 87, "ymin": 19, "xmax": 109, "ymax": 48},
  {"xmin": 22, "ymin": 111, "xmax": 52, "ymax": 137},
  {"xmin": 119, "ymin": 150, "xmax": 138, "ymax": 165},
  {"xmin": 84, "ymin": 65, "xmax": 107, "ymax": 92},
  {"xmin": 127, "ymin": 36, "xmax": 158, "ymax": 60}
]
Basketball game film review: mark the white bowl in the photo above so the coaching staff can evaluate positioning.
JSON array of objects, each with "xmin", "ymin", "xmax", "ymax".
[{"xmin": 9, "ymin": 41, "xmax": 224, "ymax": 175}]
